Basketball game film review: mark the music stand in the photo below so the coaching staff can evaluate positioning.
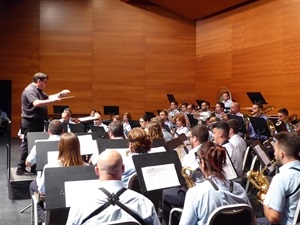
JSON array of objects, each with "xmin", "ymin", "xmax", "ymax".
[
  {"xmin": 53, "ymin": 105, "xmax": 69, "ymax": 114},
  {"xmin": 268, "ymin": 118, "xmax": 288, "ymax": 133},
  {"xmin": 132, "ymin": 151, "xmax": 185, "ymax": 193},
  {"xmin": 69, "ymin": 123, "xmax": 85, "ymax": 134},
  {"xmin": 145, "ymin": 111, "xmax": 156, "ymax": 119},
  {"xmin": 128, "ymin": 120, "xmax": 140, "ymax": 128},
  {"xmin": 89, "ymin": 125, "xmax": 108, "ymax": 139},
  {"xmin": 167, "ymin": 94, "xmax": 176, "ymax": 103},
  {"xmin": 246, "ymin": 92, "xmax": 268, "ymax": 104},
  {"xmin": 186, "ymin": 114, "xmax": 198, "ymax": 127},
  {"xmin": 36, "ymin": 140, "xmax": 60, "ymax": 171},
  {"xmin": 249, "ymin": 117, "xmax": 272, "ymax": 137},
  {"xmin": 96, "ymin": 139, "xmax": 128, "ymax": 154},
  {"xmin": 250, "ymin": 140, "xmax": 276, "ymax": 173},
  {"xmin": 103, "ymin": 106, "xmax": 119, "ymax": 121},
  {"xmin": 27, "ymin": 132, "xmax": 49, "ymax": 153},
  {"xmin": 196, "ymin": 99, "xmax": 205, "ymax": 107},
  {"xmin": 227, "ymin": 114, "xmax": 247, "ymax": 134}
]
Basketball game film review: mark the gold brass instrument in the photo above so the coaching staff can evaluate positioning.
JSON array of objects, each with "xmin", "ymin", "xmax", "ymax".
[
  {"xmin": 193, "ymin": 110, "xmax": 212, "ymax": 121},
  {"xmin": 246, "ymin": 160, "xmax": 277, "ymax": 203},
  {"xmin": 276, "ymin": 114, "xmax": 298, "ymax": 132},
  {"xmin": 181, "ymin": 166, "xmax": 196, "ymax": 188}
]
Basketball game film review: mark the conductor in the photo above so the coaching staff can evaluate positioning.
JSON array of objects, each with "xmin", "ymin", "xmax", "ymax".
[{"xmin": 16, "ymin": 72, "xmax": 70, "ymax": 175}]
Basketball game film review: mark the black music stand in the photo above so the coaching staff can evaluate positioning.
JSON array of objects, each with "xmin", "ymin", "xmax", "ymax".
[
  {"xmin": 196, "ymin": 99, "xmax": 205, "ymax": 107},
  {"xmin": 69, "ymin": 123, "xmax": 85, "ymax": 134},
  {"xmin": 27, "ymin": 132, "xmax": 49, "ymax": 153},
  {"xmin": 227, "ymin": 114, "xmax": 247, "ymax": 134},
  {"xmin": 128, "ymin": 120, "xmax": 140, "ymax": 128},
  {"xmin": 249, "ymin": 117, "xmax": 272, "ymax": 138},
  {"xmin": 268, "ymin": 118, "xmax": 288, "ymax": 133},
  {"xmin": 250, "ymin": 140, "xmax": 276, "ymax": 173},
  {"xmin": 186, "ymin": 114, "xmax": 198, "ymax": 127},
  {"xmin": 36, "ymin": 140, "xmax": 59, "ymax": 171},
  {"xmin": 96, "ymin": 139, "xmax": 128, "ymax": 154},
  {"xmin": 53, "ymin": 105, "xmax": 69, "ymax": 114},
  {"xmin": 246, "ymin": 92, "xmax": 268, "ymax": 104},
  {"xmin": 145, "ymin": 111, "xmax": 156, "ymax": 119},
  {"xmin": 132, "ymin": 151, "xmax": 185, "ymax": 193},
  {"xmin": 103, "ymin": 106, "xmax": 119, "ymax": 121},
  {"xmin": 89, "ymin": 125, "xmax": 108, "ymax": 139},
  {"xmin": 167, "ymin": 94, "xmax": 176, "ymax": 103},
  {"xmin": 164, "ymin": 136, "xmax": 189, "ymax": 154},
  {"xmin": 44, "ymin": 166, "xmax": 97, "ymax": 225}
]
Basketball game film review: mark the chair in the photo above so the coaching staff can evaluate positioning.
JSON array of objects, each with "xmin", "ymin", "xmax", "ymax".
[
  {"xmin": 101, "ymin": 221, "xmax": 140, "ymax": 225},
  {"xmin": 168, "ymin": 207, "xmax": 183, "ymax": 225},
  {"xmin": 207, "ymin": 203, "xmax": 255, "ymax": 225},
  {"xmin": 242, "ymin": 146, "xmax": 251, "ymax": 173},
  {"xmin": 126, "ymin": 173, "xmax": 141, "ymax": 192},
  {"xmin": 292, "ymin": 198, "xmax": 300, "ymax": 225}
]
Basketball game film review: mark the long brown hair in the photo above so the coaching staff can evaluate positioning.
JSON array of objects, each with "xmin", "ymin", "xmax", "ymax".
[
  {"xmin": 146, "ymin": 121, "xmax": 165, "ymax": 142},
  {"xmin": 128, "ymin": 128, "xmax": 151, "ymax": 154},
  {"xmin": 198, "ymin": 141, "xmax": 226, "ymax": 180},
  {"xmin": 58, "ymin": 132, "xmax": 85, "ymax": 167}
]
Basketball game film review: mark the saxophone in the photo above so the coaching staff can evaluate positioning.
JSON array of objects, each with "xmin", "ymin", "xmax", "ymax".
[
  {"xmin": 181, "ymin": 166, "xmax": 197, "ymax": 189},
  {"xmin": 246, "ymin": 160, "xmax": 277, "ymax": 203}
]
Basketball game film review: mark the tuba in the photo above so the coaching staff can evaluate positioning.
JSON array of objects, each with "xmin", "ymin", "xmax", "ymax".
[{"xmin": 246, "ymin": 160, "xmax": 277, "ymax": 203}]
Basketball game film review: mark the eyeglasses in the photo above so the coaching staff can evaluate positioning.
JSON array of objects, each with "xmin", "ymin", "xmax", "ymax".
[{"xmin": 41, "ymin": 80, "xmax": 48, "ymax": 84}]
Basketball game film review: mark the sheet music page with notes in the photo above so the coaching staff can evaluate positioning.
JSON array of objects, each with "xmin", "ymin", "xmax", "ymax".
[
  {"xmin": 78, "ymin": 135, "xmax": 97, "ymax": 155},
  {"xmin": 141, "ymin": 163, "xmax": 180, "ymax": 191},
  {"xmin": 223, "ymin": 153, "xmax": 238, "ymax": 180}
]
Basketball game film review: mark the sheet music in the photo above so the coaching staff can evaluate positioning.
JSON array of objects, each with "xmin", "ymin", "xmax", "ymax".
[
  {"xmin": 141, "ymin": 163, "xmax": 180, "ymax": 191},
  {"xmin": 253, "ymin": 144, "xmax": 275, "ymax": 172},
  {"xmin": 223, "ymin": 156, "xmax": 238, "ymax": 180},
  {"xmin": 64, "ymin": 179, "xmax": 99, "ymax": 207},
  {"xmin": 149, "ymin": 146, "xmax": 166, "ymax": 153},
  {"xmin": 78, "ymin": 135, "xmax": 98, "ymax": 155}
]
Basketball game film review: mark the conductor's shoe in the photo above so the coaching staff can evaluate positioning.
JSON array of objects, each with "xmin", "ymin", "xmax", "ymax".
[{"xmin": 16, "ymin": 167, "xmax": 31, "ymax": 176}]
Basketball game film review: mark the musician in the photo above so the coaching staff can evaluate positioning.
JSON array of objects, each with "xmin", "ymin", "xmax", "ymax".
[
  {"xmin": 179, "ymin": 141, "xmax": 253, "ymax": 225},
  {"xmin": 168, "ymin": 101, "xmax": 180, "ymax": 126},
  {"xmin": 211, "ymin": 121, "xmax": 243, "ymax": 177},
  {"xmin": 159, "ymin": 110, "xmax": 172, "ymax": 131},
  {"xmin": 222, "ymin": 91, "xmax": 233, "ymax": 113},
  {"xmin": 175, "ymin": 114, "xmax": 189, "ymax": 136},
  {"xmin": 17, "ymin": 72, "xmax": 70, "ymax": 175},
  {"xmin": 257, "ymin": 132, "xmax": 300, "ymax": 225},
  {"xmin": 122, "ymin": 112, "xmax": 132, "ymax": 137},
  {"xmin": 186, "ymin": 103, "xmax": 196, "ymax": 115},
  {"xmin": 277, "ymin": 108, "xmax": 294, "ymax": 132},
  {"xmin": 139, "ymin": 114, "xmax": 150, "ymax": 129},
  {"xmin": 227, "ymin": 119, "xmax": 247, "ymax": 164},
  {"xmin": 66, "ymin": 149, "xmax": 160, "ymax": 225},
  {"xmin": 248, "ymin": 103, "xmax": 269, "ymax": 141},
  {"xmin": 229, "ymin": 102, "xmax": 243, "ymax": 117},
  {"xmin": 93, "ymin": 111, "xmax": 108, "ymax": 132},
  {"xmin": 162, "ymin": 125, "xmax": 209, "ymax": 225},
  {"xmin": 151, "ymin": 117, "xmax": 173, "ymax": 142},
  {"xmin": 180, "ymin": 103, "xmax": 189, "ymax": 114},
  {"xmin": 213, "ymin": 102, "xmax": 226, "ymax": 120}
]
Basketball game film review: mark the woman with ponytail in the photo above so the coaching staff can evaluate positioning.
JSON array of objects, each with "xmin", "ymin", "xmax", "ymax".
[{"xmin": 179, "ymin": 141, "xmax": 254, "ymax": 225}]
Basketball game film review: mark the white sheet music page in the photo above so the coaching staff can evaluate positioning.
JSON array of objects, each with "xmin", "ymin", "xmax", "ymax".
[
  {"xmin": 47, "ymin": 151, "xmax": 59, "ymax": 163},
  {"xmin": 141, "ymin": 163, "xmax": 180, "ymax": 191},
  {"xmin": 65, "ymin": 179, "xmax": 99, "ymax": 207},
  {"xmin": 78, "ymin": 135, "xmax": 97, "ymax": 155},
  {"xmin": 223, "ymin": 156, "xmax": 238, "ymax": 180}
]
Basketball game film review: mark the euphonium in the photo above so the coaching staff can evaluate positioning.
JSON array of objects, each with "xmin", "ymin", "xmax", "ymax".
[
  {"xmin": 246, "ymin": 160, "xmax": 277, "ymax": 203},
  {"xmin": 181, "ymin": 166, "xmax": 197, "ymax": 189}
]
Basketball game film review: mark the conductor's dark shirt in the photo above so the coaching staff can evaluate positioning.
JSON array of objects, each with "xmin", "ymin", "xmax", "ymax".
[{"xmin": 21, "ymin": 83, "xmax": 48, "ymax": 120}]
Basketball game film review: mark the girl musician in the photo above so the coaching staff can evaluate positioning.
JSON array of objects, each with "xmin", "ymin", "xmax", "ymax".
[
  {"xmin": 179, "ymin": 141, "xmax": 254, "ymax": 225},
  {"xmin": 174, "ymin": 114, "xmax": 189, "ymax": 136}
]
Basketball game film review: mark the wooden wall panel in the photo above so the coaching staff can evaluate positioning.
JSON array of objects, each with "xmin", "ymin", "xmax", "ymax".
[
  {"xmin": 0, "ymin": 0, "xmax": 39, "ymax": 136},
  {"xmin": 196, "ymin": 0, "xmax": 300, "ymax": 115}
]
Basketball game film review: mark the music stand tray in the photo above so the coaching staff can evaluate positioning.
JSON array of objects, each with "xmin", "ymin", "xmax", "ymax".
[
  {"xmin": 249, "ymin": 117, "xmax": 272, "ymax": 137},
  {"xmin": 186, "ymin": 114, "xmax": 198, "ymax": 127},
  {"xmin": 53, "ymin": 105, "xmax": 69, "ymax": 114},
  {"xmin": 145, "ymin": 112, "xmax": 156, "ymax": 119},
  {"xmin": 227, "ymin": 114, "xmax": 247, "ymax": 134},
  {"xmin": 196, "ymin": 99, "xmax": 205, "ymax": 107},
  {"xmin": 246, "ymin": 92, "xmax": 268, "ymax": 104},
  {"xmin": 250, "ymin": 140, "xmax": 275, "ymax": 173}
]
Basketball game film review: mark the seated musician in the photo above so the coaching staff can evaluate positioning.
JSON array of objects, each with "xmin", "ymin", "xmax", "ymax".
[
  {"xmin": 174, "ymin": 114, "xmax": 189, "ymax": 136},
  {"xmin": 212, "ymin": 102, "xmax": 226, "ymax": 120},
  {"xmin": 257, "ymin": 132, "xmax": 300, "ymax": 225},
  {"xmin": 229, "ymin": 102, "xmax": 244, "ymax": 117},
  {"xmin": 122, "ymin": 128, "xmax": 152, "ymax": 183},
  {"xmin": 179, "ymin": 141, "xmax": 254, "ymax": 225},
  {"xmin": 93, "ymin": 111, "xmax": 108, "ymax": 132},
  {"xmin": 277, "ymin": 108, "xmax": 295, "ymax": 132},
  {"xmin": 162, "ymin": 125, "xmax": 209, "ymax": 225},
  {"xmin": 222, "ymin": 91, "xmax": 233, "ymax": 113},
  {"xmin": 122, "ymin": 112, "xmax": 132, "ymax": 138},
  {"xmin": 30, "ymin": 132, "xmax": 87, "ymax": 224},
  {"xmin": 159, "ymin": 109, "xmax": 172, "ymax": 131},
  {"xmin": 248, "ymin": 103, "xmax": 269, "ymax": 141},
  {"xmin": 151, "ymin": 117, "xmax": 173, "ymax": 142},
  {"xmin": 66, "ymin": 149, "xmax": 160, "ymax": 225}
]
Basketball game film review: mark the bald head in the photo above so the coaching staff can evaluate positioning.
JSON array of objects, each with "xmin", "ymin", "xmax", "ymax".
[{"xmin": 95, "ymin": 150, "xmax": 124, "ymax": 181}]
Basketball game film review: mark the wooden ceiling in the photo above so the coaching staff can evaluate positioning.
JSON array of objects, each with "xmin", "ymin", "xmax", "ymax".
[{"xmin": 121, "ymin": 0, "xmax": 258, "ymax": 20}]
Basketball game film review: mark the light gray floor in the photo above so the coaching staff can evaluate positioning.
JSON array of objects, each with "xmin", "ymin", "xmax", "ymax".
[{"xmin": 0, "ymin": 137, "xmax": 32, "ymax": 225}]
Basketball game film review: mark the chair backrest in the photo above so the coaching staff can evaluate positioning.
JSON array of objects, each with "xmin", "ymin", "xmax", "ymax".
[
  {"xmin": 27, "ymin": 131, "xmax": 48, "ymax": 152},
  {"xmin": 126, "ymin": 173, "xmax": 141, "ymax": 192},
  {"xmin": 242, "ymin": 146, "xmax": 251, "ymax": 173},
  {"xmin": 207, "ymin": 203, "xmax": 255, "ymax": 225},
  {"xmin": 293, "ymin": 198, "xmax": 300, "ymax": 225},
  {"xmin": 101, "ymin": 220, "xmax": 140, "ymax": 225}
]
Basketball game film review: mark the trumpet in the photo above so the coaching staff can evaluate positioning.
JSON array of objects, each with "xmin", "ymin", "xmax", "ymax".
[{"xmin": 246, "ymin": 160, "xmax": 277, "ymax": 203}]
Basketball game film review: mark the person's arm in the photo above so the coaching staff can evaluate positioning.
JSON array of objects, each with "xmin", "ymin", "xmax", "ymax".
[
  {"xmin": 260, "ymin": 193, "xmax": 282, "ymax": 224},
  {"xmin": 179, "ymin": 189, "xmax": 198, "ymax": 225},
  {"xmin": 32, "ymin": 89, "xmax": 70, "ymax": 107}
]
